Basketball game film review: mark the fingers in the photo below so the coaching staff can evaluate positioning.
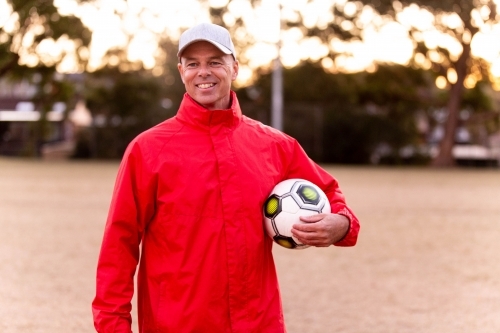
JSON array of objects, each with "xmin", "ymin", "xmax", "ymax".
[
  {"xmin": 292, "ymin": 214, "xmax": 326, "ymax": 233},
  {"xmin": 291, "ymin": 228, "xmax": 331, "ymax": 247},
  {"xmin": 291, "ymin": 226, "xmax": 328, "ymax": 239},
  {"xmin": 299, "ymin": 213, "xmax": 326, "ymax": 223},
  {"xmin": 291, "ymin": 213, "xmax": 349, "ymax": 247},
  {"xmin": 291, "ymin": 220, "xmax": 331, "ymax": 247}
]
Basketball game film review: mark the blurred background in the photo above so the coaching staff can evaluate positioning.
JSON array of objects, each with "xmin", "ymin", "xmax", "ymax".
[
  {"xmin": 0, "ymin": 0, "xmax": 499, "ymax": 167},
  {"xmin": 2, "ymin": 2, "xmax": 500, "ymax": 333}
]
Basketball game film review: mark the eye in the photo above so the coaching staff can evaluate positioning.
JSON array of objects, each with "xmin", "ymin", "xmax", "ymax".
[
  {"xmin": 185, "ymin": 62, "xmax": 197, "ymax": 68},
  {"xmin": 210, "ymin": 61, "xmax": 223, "ymax": 67}
]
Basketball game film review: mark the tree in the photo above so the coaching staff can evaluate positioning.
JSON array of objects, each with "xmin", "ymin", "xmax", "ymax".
[
  {"xmin": 353, "ymin": 0, "xmax": 499, "ymax": 166},
  {"xmin": 1, "ymin": 0, "xmax": 92, "ymax": 155},
  {"xmin": 79, "ymin": 37, "xmax": 188, "ymax": 159},
  {"xmin": 237, "ymin": 61, "xmax": 438, "ymax": 164},
  {"xmin": 84, "ymin": 68, "xmax": 177, "ymax": 158},
  {"xmin": 207, "ymin": 0, "xmax": 500, "ymax": 166},
  {"xmin": 0, "ymin": 0, "xmax": 91, "ymax": 78}
]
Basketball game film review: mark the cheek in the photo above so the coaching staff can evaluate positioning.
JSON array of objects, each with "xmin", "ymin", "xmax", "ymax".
[
  {"xmin": 225, "ymin": 70, "xmax": 237, "ymax": 83},
  {"xmin": 178, "ymin": 71, "xmax": 186, "ymax": 84},
  {"xmin": 182, "ymin": 72, "xmax": 195, "ymax": 85}
]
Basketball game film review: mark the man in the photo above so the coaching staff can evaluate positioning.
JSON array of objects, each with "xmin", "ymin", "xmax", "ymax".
[{"xmin": 92, "ymin": 23, "xmax": 360, "ymax": 333}]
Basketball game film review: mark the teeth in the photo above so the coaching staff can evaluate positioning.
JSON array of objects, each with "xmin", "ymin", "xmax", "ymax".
[{"xmin": 198, "ymin": 83, "xmax": 214, "ymax": 89}]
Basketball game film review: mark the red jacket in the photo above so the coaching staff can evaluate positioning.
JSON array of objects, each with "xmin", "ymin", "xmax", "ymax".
[{"xmin": 92, "ymin": 92, "xmax": 359, "ymax": 333}]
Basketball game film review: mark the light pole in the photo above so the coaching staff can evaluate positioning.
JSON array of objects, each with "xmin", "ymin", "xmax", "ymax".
[{"xmin": 271, "ymin": 2, "xmax": 283, "ymax": 131}]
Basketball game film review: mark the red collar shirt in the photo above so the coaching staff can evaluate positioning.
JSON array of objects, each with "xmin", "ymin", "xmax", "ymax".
[{"xmin": 92, "ymin": 91, "xmax": 359, "ymax": 333}]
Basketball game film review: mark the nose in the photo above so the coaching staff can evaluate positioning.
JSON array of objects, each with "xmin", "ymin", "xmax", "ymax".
[{"xmin": 197, "ymin": 63, "xmax": 211, "ymax": 77}]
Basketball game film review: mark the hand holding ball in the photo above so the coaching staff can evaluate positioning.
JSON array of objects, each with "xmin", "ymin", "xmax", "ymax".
[{"xmin": 263, "ymin": 179, "xmax": 331, "ymax": 249}]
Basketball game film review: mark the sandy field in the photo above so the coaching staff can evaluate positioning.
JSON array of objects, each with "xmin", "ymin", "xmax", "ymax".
[{"xmin": 0, "ymin": 157, "xmax": 499, "ymax": 333}]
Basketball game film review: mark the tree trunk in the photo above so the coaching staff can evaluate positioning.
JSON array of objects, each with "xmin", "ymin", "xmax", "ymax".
[
  {"xmin": 0, "ymin": 54, "xmax": 20, "ymax": 79},
  {"xmin": 431, "ymin": 42, "xmax": 471, "ymax": 167}
]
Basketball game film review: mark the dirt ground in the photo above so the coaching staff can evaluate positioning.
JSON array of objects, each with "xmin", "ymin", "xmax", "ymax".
[{"xmin": 1, "ymin": 157, "xmax": 499, "ymax": 333}]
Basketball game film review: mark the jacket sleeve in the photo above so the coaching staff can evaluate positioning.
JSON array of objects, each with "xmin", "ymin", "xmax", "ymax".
[
  {"xmin": 92, "ymin": 140, "xmax": 156, "ymax": 333},
  {"xmin": 284, "ymin": 139, "xmax": 360, "ymax": 247}
]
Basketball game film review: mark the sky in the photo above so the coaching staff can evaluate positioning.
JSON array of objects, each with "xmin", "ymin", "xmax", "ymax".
[{"xmin": 1, "ymin": 0, "xmax": 500, "ymax": 87}]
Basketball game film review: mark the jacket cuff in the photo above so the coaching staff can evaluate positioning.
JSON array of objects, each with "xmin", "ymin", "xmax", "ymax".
[{"xmin": 332, "ymin": 206, "xmax": 359, "ymax": 247}]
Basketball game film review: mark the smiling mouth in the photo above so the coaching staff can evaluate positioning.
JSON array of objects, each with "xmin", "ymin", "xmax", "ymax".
[{"xmin": 197, "ymin": 83, "xmax": 215, "ymax": 89}]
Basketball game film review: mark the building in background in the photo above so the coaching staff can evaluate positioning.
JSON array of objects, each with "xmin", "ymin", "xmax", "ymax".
[{"xmin": 0, "ymin": 77, "xmax": 91, "ymax": 158}]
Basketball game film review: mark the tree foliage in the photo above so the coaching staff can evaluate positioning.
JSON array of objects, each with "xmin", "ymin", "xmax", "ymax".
[
  {"xmin": 354, "ymin": 0, "xmax": 499, "ymax": 166},
  {"xmin": 82, "ymin": 68, "xmax": 175, "ymax": 158},
  {"xmin": 0, "ymin": 0, "xmax": 92, "ymax": 156},
  {"xmin": 206, "ymin": 0, "xmax": 500, "ymax": 166},
  {"xmin": 0, "ymin": 0, "xmax": 91, "ymax": 78},
  {"xmin": 237, "ymin": 61, "xmax": 439, "ymax": 164}
]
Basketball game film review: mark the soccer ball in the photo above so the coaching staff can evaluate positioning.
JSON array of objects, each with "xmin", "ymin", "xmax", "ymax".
[{"xmin": 263, "ymin": 179, "xmax": 331, "ymax": 249}]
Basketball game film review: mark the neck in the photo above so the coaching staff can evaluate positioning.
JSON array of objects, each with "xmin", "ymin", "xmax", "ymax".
[{"xmin": 194, "ymin": 92, "xmax": 233, "ymax": 111}]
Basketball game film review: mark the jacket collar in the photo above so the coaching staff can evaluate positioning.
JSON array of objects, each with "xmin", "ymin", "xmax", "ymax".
[{"xmin": 176, "ymin": 91, "xmax": 242, "ymax": 130}]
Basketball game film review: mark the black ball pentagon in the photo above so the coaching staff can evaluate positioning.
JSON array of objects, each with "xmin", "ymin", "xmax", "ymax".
[
  {"xmin": 264, "ymin": 194, "xmax": 281, "ymax": 218},
  {"xmin": 296, "ymin": 184, "xmax": 320, "ymax": 205},
  {"xmin": 273, "ymin": 235, "xmax": 299, "ymax": 249}
]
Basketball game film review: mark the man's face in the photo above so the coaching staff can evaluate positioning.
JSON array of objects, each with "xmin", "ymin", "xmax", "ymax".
[{"xmin": 178, "ymin": 41, "xmax": 239, "ymax": 110}]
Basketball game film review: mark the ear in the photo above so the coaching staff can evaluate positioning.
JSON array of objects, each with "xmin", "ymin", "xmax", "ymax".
[
  {"xmin": 231, "ymin": 61, "xmax": 239, "ymax": 81},
  {"xmin": 177, "ymin": 62, "xmax": 185, "ymax": 84}
]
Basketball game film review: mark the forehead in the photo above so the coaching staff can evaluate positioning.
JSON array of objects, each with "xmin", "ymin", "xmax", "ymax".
[{"xmin": 180, "ymin": 41, "xmax": 227, "ymax": 60}]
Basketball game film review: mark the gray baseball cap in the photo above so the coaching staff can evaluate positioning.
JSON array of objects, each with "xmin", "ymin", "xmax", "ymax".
[{"xmin": 177, "ymin": 23, "xmax": 236, "ymax": 60}]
